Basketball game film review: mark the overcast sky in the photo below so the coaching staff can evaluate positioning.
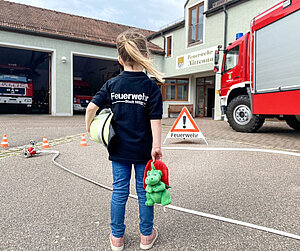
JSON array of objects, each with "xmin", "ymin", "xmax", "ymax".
[{"xmin": 7, "ymin": 0, "xmax": 187, "ymax": 31}]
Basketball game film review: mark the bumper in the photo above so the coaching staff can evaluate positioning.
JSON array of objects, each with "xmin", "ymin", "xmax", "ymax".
[
  {"xmin": 220, "ymin": 96, "xmax": 227, "ymax": 116},
  {"xmin": 73, "ymin": 104, "xmax": 87, "ymax": 111},
  {"xmin": 0, "ymin": 97, "xmax": 32, "ymax": 105},
  {"xmin": 221, "ymin": 105, "xmax": 227, "ymax": 116}
]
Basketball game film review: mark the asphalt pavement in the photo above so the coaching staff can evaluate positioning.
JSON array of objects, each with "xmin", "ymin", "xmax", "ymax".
[{"xmin": 0, "ymin": 115, "xmax": 299, "ymax": 250}]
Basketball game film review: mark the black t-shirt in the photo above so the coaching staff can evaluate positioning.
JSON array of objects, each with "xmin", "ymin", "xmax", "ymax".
[{"xmin": 91, "ymin": 71, "xmax": 163, "ymax": 164}]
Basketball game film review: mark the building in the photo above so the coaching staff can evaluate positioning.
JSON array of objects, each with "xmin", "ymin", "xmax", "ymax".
[
  {"xmin": 0, "ymin": 0, "xmax": 280, "ymax": 117},
  {"xmin": 148, "ymin": 0, "xmax": 279, "ymax": 119},
  {"xmin": 0, "ymin": 0, "xmax": 163, "ymax": 115}
]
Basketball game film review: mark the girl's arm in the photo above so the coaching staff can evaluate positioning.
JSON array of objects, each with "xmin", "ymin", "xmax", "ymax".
[
  {"xmin": 151, "ymin": 119, "xmax": 162, "ymax": 162},
  {"xmin": 85, "ymin": 102, "xmax": 99, "ymax": 133},
  {"xmin": 86, "ymin": 81, "xmax": 110, "ymax": 133}
]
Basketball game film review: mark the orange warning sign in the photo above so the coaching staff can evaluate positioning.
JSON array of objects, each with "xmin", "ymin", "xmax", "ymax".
[
  {"xmin": 170, "ymin": 107, "xmax": 199, "ymax": 132},
  {"xmin": 164, "ymin": 106, "xmax": 208, "ymax": 145}
]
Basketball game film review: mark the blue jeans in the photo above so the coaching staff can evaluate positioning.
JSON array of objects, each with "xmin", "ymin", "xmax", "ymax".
[{"xmin": 110, "ymin": 161, "xmax": 154, "ymax": 238}]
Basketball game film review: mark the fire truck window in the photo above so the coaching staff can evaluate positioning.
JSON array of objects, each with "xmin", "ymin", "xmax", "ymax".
[{"xmin": 224, "ymin": 46, "xmax": 239, "ymax": 72}]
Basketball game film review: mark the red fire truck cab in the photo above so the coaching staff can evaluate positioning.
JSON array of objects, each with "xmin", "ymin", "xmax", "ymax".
[
  {"xmin": 215, "ymin": 0, "xmax": 300, "ymax": 132},
  {"xmin": 0, "ymin": 64, "xmax": 33, "ymax": 109}
]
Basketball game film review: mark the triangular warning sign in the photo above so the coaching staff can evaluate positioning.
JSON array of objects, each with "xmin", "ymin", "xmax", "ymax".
[
  {"xmin": 163, "ymin": 107, "xmax": 208, "ymax": 145},
  {"xmin": 170, "ymin": 107, "xmax": 199, "ymax": 132}
]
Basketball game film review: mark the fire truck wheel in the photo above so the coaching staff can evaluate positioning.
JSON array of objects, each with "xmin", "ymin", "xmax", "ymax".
[
  {"xmin": 226, "ymin": 95, "xmax": 265, "ymax": 133},
  {"xmin": 285, "ymin": 115, "xmax": 300, "ymax": 131}
]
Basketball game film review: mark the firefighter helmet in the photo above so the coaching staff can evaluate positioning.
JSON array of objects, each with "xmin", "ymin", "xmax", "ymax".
[{"xmin": 90, "ymin": 108, "xmax": 116, "ymax": 148}]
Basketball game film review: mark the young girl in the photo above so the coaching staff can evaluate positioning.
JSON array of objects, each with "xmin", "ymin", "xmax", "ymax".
[{"xmin": 85, "ymin": 29, "xmax": 163, "ymax": 250}]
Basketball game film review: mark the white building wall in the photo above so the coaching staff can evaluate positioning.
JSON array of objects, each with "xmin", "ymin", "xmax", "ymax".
[{"xmin": 150, "ymin": 0, "xmax": 280, "ymax": 119}]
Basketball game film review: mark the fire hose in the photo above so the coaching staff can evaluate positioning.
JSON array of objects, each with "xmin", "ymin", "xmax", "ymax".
[{"xmin": 42, "ymin": 148, "xmax": 300, "ymax": 241}]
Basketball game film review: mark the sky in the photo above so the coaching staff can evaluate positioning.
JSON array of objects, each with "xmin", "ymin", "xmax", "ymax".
[{"xmin": 7, "ymin": 0, "xmax": 187, "ymax": 31}]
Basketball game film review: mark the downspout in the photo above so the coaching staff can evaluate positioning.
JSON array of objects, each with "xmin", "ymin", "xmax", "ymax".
[
  {"xmin": 223, "ymin": 5, "xmax": 228, "ymax": 49},
  {"xmin": 160, "ymin": 31, "xmax": 166, "ymax": 117},
  {"xmin": 161, "ymin": 31, "xmax": 166, "ymax": 77},
  {"xmin": 161, "ymin": 32, "xmax": 166, "ymax": 54}
]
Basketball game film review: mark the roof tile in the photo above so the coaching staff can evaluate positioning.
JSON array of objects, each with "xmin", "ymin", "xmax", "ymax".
[{"xmin": 0, "ymin": 0, "xmax": 163, "ymax": 53}]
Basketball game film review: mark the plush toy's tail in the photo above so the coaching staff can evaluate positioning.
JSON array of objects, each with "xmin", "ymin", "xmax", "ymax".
[{"xmin": 151, "ymin": 162, "xmax": 156, "ymax": 170}]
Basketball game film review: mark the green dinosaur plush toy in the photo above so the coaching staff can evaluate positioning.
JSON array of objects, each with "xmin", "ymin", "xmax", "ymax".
[{"xmin": 145, "ymin": 162, "xmax": 171, "ymax": 206}]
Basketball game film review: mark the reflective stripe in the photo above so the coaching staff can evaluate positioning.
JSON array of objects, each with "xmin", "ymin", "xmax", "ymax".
[
  {"xmin": 101, "ymin": 112, "xmax": 113, "ymax": 147},
  {"xmin": 96, "ymin": 119, "xmax": 103, "ymax": 144}
]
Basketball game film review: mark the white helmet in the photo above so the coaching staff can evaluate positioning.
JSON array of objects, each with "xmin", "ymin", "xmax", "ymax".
[{"xmin": 90, "ymin": 108, "xmax": 116, "ymax": 148}]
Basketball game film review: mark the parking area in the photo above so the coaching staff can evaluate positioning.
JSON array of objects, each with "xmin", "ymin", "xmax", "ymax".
[{"xmin": 0, "ymin": 115, "xmax": 299, "ymax": 250}]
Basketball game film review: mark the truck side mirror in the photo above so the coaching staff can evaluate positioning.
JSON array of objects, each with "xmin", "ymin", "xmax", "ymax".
[
  {"xmin": 214, "ymin": 50, "xmax": 219, "ymax": 65},
  {"xmin": 214, "ymin": 50, "xmax": 219, "ymax": 73}
]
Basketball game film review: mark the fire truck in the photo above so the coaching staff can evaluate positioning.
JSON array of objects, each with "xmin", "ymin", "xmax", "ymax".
[
  {"xmin": 0, "ymin": 64, "xmax": 33, "ymax": 111},
  {"xmin": 215, "ymin": 0, "xmax": 300, "ymax": 132},
  {"xmin": 73, "ymin": 78, "xmax": 93, "ymax": 112}
]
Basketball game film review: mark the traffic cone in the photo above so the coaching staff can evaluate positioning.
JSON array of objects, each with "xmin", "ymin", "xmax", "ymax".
[
  {"xmin": 42, "ymin": 136, "xmax": 50, "ymax": 149},
  {"xmin": 0, "ymin": 134, "xmax": 8, "ymax": 147},
  {"xmin": 80, "ymin": 134, "xmax": 87, "ymax": 147}
]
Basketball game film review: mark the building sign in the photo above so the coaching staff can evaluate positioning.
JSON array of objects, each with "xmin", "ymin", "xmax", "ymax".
[
  {"xmin": 0, "ymin": 82, "xmax": 29, "ymax": 88},
  {"xmin": 176, "ymin": 46, "xmax": 217, "ymax": 70},
  {"xmin": 208, "ymin": 0, "xmax": 235, "ymax": 10}
]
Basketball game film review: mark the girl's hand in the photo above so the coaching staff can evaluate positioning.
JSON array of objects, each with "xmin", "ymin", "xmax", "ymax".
[
  {"xmin": 150, "ymin": 119, "xmax": 162, "ymax": 162},
  {"xmin": 151, "ymin": 147, "xmax": 162, "ymax": 162},
  {"xmin": 86, "ymin": 124, "xmax": 91, "ymax": 136},
  {"xmin": 86, "ymin": 123, "xmax": 90, "ymax": 133}
]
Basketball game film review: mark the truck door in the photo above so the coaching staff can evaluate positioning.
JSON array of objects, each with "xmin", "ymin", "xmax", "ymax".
[
  {"xmin": 221, "ymin": 45, "xmax": 243, "ymax": 93},
  {"xmin": 221, "ymin": 33, "xmax": 248, "ymax": 96}
]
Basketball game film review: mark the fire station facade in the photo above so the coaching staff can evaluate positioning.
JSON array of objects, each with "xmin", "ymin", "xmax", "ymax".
[
  {"xmin": 148, "ymin": 0, "xmax": 279, "ymax": 119},
  {"xmin": 0, "ymin": 1, "xmax": 163, "ymax": 116},
  {"xmin": 0, "ymin": 0, "xmax": 279, "ymax": 117}
]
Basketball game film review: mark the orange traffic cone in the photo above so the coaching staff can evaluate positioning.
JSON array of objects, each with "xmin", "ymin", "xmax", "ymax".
[
  {"xmin": 42, "ymin": 136, "xmax": 50, "ymax": 149},
  {"xmin": 80, "ymin": 134, "xmax": 87, "ymax": 147},
  {"xmin": 0, "ymin": 134, "xmax": 8, "ymax": 147}
]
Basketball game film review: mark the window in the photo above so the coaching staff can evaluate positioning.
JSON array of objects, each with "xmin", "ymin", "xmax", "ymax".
[
  {"xmin": 166, "ymin": 35, "xmax": 172, "ymax": 57},
  {"xmin": 224, "ymin": 46, "xmax": 239, "ymax": 72},
  {"xmin": 164, "ymin": 79, "xmax": 188, "ymax": 101},
  {"xmin": 188, "ymin": 3, "xmax": 204, "ymax": 45}
]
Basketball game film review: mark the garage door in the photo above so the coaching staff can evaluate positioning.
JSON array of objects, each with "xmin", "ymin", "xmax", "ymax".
[
  {"xmin": 0, "ymin": 46, "xmax": 51, "ymax": 114},
  {"xmin": 73, "ymin": 55, "xmax": 121, "ymax": 113}
]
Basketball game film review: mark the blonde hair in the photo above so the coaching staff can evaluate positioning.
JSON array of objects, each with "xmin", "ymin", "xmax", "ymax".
[{"xmin": 116, "ymin": 29, "xmax": 164, "ymax": 83}]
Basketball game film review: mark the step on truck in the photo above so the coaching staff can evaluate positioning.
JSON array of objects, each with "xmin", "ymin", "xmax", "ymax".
[{"xmin": 214, "ymin": 0, "xmax": 300, "ymax": 132}]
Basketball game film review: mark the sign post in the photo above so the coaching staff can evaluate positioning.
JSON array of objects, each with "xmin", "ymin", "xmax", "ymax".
[{"xmin": 163, "ymin": 107, "xmax": 208, "ymax": 145}]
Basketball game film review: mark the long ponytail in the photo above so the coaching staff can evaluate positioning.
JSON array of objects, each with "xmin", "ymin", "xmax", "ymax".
[{"xmin": 117, "ymin": 29, "xmax": 164, "ymax": 83}]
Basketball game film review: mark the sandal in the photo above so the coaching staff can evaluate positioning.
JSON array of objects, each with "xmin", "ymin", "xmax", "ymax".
[{"xmin": 140, "ymin": 228, "xmax": 158, "ymax": 250}]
